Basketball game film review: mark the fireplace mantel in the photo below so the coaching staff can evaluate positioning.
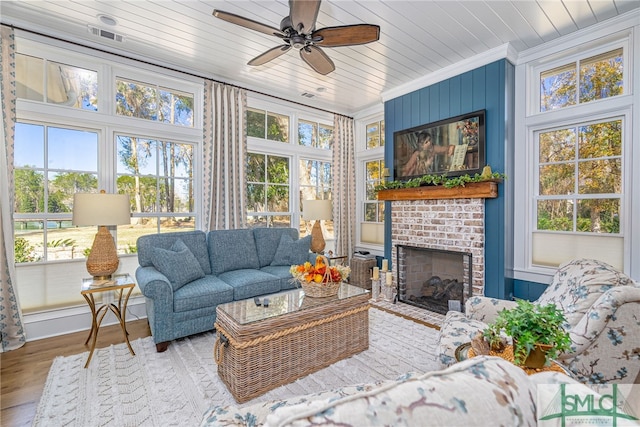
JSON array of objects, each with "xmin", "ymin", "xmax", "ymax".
[{"xmin": 377, "ymin": 181, "xmax": 498, "ymax": 201}]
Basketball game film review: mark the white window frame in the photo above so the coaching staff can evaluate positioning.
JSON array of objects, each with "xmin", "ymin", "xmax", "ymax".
[
  {"xmin": 246, "ymin": 94, "xmax": 334, "ymax": 247},
  {"xmin": 513, "ymin": 15, "xmax": 639, "ymax": 283},
  {"xmin": 355, "ymin": 109, "xmax": 385, "ymax": 255}
]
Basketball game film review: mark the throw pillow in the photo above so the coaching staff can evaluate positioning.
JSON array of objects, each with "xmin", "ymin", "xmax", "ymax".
[
  {"xmin": 151, "ymin": 239, "xmax": 205, "ymax": 291},
  {"xmin": 270, "ymin": 234, "xmax": 312, "ymax": 266}
]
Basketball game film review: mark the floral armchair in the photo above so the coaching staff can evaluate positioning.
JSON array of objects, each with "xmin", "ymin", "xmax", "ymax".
[{"xmin": 436, "ymin": 259, "xmax": 640, "ymax": 384}]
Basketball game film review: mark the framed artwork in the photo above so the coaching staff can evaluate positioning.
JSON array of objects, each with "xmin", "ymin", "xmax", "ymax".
[{"xmin": 393, "ymin": 110, "xmax": 486, "ymax": 181}]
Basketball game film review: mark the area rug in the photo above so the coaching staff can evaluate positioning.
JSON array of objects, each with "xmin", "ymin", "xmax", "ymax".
[{"xmin": 34, "ymin": 308, "xmax": 440, "ymax": 427}]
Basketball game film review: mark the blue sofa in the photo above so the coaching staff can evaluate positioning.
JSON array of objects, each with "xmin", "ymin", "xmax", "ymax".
[{"xmin": 136, "ymin": 227, "xmax": 311, "ymax": 352}]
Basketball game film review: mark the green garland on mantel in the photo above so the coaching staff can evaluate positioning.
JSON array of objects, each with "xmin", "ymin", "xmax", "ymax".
[{"xmin": 374, "ymin": 166, "xmax": 506, "ymax": 191}]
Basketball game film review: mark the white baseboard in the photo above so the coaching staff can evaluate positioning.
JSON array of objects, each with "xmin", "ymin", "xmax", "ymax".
[{"xmin": 23, "ymin": 296, "xmax": 148, "ymax": 341}]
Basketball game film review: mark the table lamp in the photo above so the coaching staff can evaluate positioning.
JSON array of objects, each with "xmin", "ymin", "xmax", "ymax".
[
  {"xmin": 72, "ymin": 190, "xmax": 131, "ymax": 279},
  {"xmin": 303, "ymin": 199, "xmax": 332, "ymax": 254}
]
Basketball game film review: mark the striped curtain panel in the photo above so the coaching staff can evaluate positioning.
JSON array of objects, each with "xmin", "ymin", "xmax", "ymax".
[
  {"xmin": 332, "ymin": 114, "xmax": 357, "ymax": 259},
  {"xmin": 202, "ymin": 81, "xmax": 247, "ymax": 230},
  {"xmin": 0, "ymin": 25, "xmax": 26, "ymax": 352}
]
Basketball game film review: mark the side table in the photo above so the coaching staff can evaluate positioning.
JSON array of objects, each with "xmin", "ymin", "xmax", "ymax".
[{"xmin": 81, "ymin": 274, "xmax": 136, "ymax": 368}]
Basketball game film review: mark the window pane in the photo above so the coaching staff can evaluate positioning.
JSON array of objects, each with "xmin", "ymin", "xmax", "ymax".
[
  {"xmin": 539, "ymin": 164, "xmax": 574, "ymax": 195},
  {"xmin": 578, "ymin": 159, "xmax": 621, "ymax": 194},
  {"xmin": 116, "ymin": 79, "xmax": 158, "ymax": 120},
  {"xmin": 247, "ymin": 183, "xmax": 266, "ymax": 212},
  {"xmin": 540, "ymin": 63, "xmax": 576, "ymax": 111},
  {"xmin": 247, "ymin": 215, "xmax": 268, "ymax": 228},
  {"xmin": 48, "ymin": 127, "xmax": 98, "ymax": 170},
  {"xmin": 366, "ymin": 121, "xmax": 384, "ymax": 149},
  {"xmin": 16, "ymin": 54, "xmax": 44, "ymax": 102},
  {"xmin": 158, "ymin": 88, "xmax": 194, "ymax": 126},
  {"xmin": 48, "ymin": 171, "xmax": 97, "ymax": 213},
  {"xmin": 577, "ymin": 199, "xmax": 619, "ymax": 233},
  {"xmin": 46, "ymin": 61, "xmax": 98, "ymax": 111},
  {"xmin": 247, "ymin": 108, "xmax": 266, "ymax": 138},
  {"xmin": 366, "ymin": 160, "xmax": 382, "ymax": 180},
  {"xmin": 117, "ymin": 136, "xmax": 158, "ymax": 175},
  {"xmin": 267, "ymin": 185, "xmax": 289, "ymax": 212},
  {"xmin": 579, "ymin": 48, "xmax": 623, "ymax": 103},
  {"xmin": 539, "ymin": 129, "xmax": 575, "ymax": 163},
  {"xmin": 298, "ymin": 119, "xmax": 316, "ymax": 147},
  {"xmin": 15, "ymin": 169, "xmax": 45, "ymax": 213},
  {"xmin": 271, "ymin": 215, "xmax": 291, "ymax": 228},
  {"xmin": 267, "ymin": 112, "xmax": 289, "ymax": 142},
  {"xmin": 578, "ymin": 120, "xmax": 622, "ymax": 159},
  {"xmin": 15, "ymin": 123, "xmax": 44, "ymax": 168},
  {"xmin": 13, "ymin": 229, "xmax": 43, "ymax": 263},
  {"xmin": 267, "ymin": 156, "xmax": 289, "ymax": 184},
  {"xmin": 318, "ymin": 124, "xmax": 333, "ymax": 150},
  {"xmin": 364, "ymin": 203, "xmax": 377, "ymax": 221},
  {"xmin": 247, "ymin": 153, "xmax": 266, "ymax": 182},
  {"xmin": 537, "ymin": 199, "xmax": 573, "ymax": 231}
]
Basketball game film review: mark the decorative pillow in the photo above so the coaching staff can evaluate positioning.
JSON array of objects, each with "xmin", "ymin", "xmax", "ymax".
[
  {"xmin": 271, "ymin": 234, "xmax": 312, "ymax": 266},
  {"xmin": 151, "ymin": 239, "xmax": 205, "ymax": 291}
]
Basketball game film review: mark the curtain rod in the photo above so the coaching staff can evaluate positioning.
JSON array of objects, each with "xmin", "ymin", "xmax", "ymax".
[{"xmin": 4, "ymin": 23, "xmax": 353, "ymax": 119}]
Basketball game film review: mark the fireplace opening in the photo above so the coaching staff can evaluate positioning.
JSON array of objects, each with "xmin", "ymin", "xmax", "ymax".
[{"xmin": 396, "ymin": 245, "xmax": 472, "ymax": 315}]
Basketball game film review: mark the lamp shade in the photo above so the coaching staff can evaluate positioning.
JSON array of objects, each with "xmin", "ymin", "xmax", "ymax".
[
  {"xmin": 72, "ymin": 192, "xmax": 131, "ymax": 226},
  {"xmin": 302, "ymin": 200, "xmax": 332, "ymax": 221}
]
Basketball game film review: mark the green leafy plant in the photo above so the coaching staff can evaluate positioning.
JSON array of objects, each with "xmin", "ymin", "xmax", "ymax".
[
  {"xmin": 374, "ymin": 171, "xmax": 505, "ymax": 192},
  {"xmin": 482, "ymin": 299, "xmax": 571, "ymax": 366},
  {"xmin": 14, "ymin": 237, "xmax": 40, "ymax": 263}
]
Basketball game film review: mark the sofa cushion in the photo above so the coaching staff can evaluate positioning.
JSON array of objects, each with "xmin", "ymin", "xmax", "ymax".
[
  {"xmin": 217, "ymin": 269, "xmax": 282, "ymax": 300},
  {"xmin": 208, "ymin": 229, "xmax": 260, "ymax": 275},
  {"xmin": 264, "ymin": 356, "xmax": 540, "ymax": 427},
  {"xmin": 436, "ymin": 310, "xmax": 489, "ymax": 368},
  {"xmin": 173, "ymin": 275, "xmax": 234, "ymax": 313},
  {"xmin": 253, "ymin": 228, "xmax": 299, "ymax": 267},
  {"xmin": 137, "ymin": 231, "xmax": 211, "ymax": 275},
  {"xmin": 151, "ymin": 239, "xmax": 205, "ymax": 291},
  {"xmin": 270, "ymin": 234, "xmax": 312, "ymax": 266}
]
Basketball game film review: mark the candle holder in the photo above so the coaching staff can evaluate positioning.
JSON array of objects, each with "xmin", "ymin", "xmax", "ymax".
[
  {"xmin": 382, "ymin": 272, "xmax": 396, "ymax": 302},
  {"xmin": 371, "ymin": 278, "xmax": 382, "ymax": 301}
]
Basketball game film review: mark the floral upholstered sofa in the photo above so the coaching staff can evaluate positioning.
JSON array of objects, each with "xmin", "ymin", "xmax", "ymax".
[
  {"xmin": 437, "ymin": 258, "xmax": 640, "ymax": 384},
  {"xmin": 200, "ymin": 356, "xmax": 583, "ymax": 427}
]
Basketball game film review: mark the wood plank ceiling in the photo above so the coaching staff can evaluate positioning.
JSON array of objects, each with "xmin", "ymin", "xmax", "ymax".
[{"xmin": 1, "ymin": 1, "xmax": 638, "ymax": 115}]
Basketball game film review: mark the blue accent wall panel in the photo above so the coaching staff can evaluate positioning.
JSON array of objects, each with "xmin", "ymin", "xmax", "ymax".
[
  {"xmin": 384, "ymin": 59, "xmax": 514, "ymax": 299},
  {"xmin": 513, "ymin": 279, "xmax": 547, "ymax": 301}
]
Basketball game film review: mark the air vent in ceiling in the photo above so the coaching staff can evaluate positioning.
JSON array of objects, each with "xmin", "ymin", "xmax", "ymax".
[
  {"xmin": 88, "ymin": 25, "xmax": 124, "ymax": 42},
  {"xmin": 300, "ymin": 92, "xmax": 315, "ymax": 98}
]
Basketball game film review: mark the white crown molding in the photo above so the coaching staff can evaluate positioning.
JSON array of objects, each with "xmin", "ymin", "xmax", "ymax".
[{"xmin": 381, "ymin": 43, "xmax": 518, "ymax": 103}]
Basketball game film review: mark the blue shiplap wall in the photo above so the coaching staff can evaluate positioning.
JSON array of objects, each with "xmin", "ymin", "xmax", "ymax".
[{"xmin": 384, "ymin": 59, "xmax": 514, "ymax": 299}]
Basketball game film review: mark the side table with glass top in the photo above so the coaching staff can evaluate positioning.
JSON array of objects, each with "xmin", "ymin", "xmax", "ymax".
[{"xmin": 81, "ymin": 274, "xmax": 136, "ymax": 368}]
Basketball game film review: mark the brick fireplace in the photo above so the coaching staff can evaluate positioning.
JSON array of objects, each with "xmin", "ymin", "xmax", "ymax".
[{"xmin": 378, "ymin": 182, "xmax": 498, "ymax": 312}]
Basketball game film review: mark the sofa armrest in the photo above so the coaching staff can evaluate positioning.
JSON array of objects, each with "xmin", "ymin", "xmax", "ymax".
[
  {"xmin": 465, "ymin": 296, "xmax": 517, "ymax": 323},
  {"xmin": 135, "ymin": 265, "xmax": 173, "ymax": 303},
  {"xmin": 564, "ymin": 285, "xmax": 640, "ymax": 357}
]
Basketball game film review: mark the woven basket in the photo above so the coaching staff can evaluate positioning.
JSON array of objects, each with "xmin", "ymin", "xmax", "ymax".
[{"xmin": 301, "ymin": 280, "xmax": 342, "ymax": 297}]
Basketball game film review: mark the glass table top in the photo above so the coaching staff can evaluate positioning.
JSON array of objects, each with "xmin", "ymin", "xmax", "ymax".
[{"xmin": 217, "ymin": 283, "xmax": 369, "ymax": 325}]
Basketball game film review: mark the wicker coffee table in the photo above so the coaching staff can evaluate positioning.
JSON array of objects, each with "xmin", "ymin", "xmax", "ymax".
[{"xmin": 214, "ymin": 283, "xmax": 370, "ymax": 403}]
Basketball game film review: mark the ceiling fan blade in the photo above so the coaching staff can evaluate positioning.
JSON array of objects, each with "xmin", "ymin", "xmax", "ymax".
[
  {"xmin": 300, "ymin": 45, "xmax": 335, "ymax": 75},
  {"xmin": 248, "ymin": 45, "xmax": 292, "ymax": 66},
  {"xmin": 213, "ymin": 10, "xmax": 284, "ymax": 37},
  {"xmin": 289, "ymin": 0, "xmax": 321, "ymax": 34},
  {"xmin": 313, "ymin": 24, "xmax": 380, "ymax": 47}
]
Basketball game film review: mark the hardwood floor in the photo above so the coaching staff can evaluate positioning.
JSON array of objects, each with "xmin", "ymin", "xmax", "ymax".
[{"xmin": 0, "ymin": 319, "xmax": 151, "ymax": 427}]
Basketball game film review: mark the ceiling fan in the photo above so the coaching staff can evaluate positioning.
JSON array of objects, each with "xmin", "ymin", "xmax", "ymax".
[{"xmin": 213, "ymin": 0, "xmax": 380, "ymax": 75}]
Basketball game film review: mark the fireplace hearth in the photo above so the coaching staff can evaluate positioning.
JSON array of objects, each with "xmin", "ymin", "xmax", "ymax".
[{"xmin": 397, "ymin": 245, "xmax": 472, "ymax": 315}]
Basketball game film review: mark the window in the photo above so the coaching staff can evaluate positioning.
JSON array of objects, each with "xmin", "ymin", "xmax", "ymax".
[
  {"xmin": 299, "ymin": 159, "xmax": 333, "ymax": 240},
  {"xmin": 116, "ymin": 78, "xmax": 194, "ymax": 126},
  {"xmin": 246, "ymin": 107, "xmax": 289, "ymax": 142},
  {"xmin": 16, "ymin": 53, "xmax": 98, "ymax": 111},
  {"xmin": 246, "ymin": 153, "xmax": 291, "ymax": 227},
  {"xmin": 366, "ymin": 120, "xmax": 385, "ymax": 149},
  {"xmin": 14, "ymin": 123, "xmax": 98, "ymax": 263},
  {"xmin": 358, "ymin": 118, "xmax": 385, "ymax": 247},
  {"xmin": 539, "ymin": 48, "xmax": 623, "ymax": 112},
  {"xmin": 298, "ymin": 119, "xmax": 334, "ymax": 149},
  {"xmin": 116, "ymin": 135, "xmax": 196, "ymax": 241},
  {"xmin": 515, "ymin": 31, "xmax": 633, "ymax": 279},
  {"xmin": 13, "ymin": 36, "xmax": 203, "ymax": 313}
]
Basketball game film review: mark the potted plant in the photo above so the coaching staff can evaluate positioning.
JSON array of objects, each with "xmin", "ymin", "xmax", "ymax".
[{"xmin": 482, "ymin": 299, "xmax": 572, "ymax": 368}]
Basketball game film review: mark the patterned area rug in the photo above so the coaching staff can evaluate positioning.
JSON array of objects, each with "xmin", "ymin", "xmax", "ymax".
[{"xmin": 34, "ymin": 308, "xmax": 440, "ymax": 426}]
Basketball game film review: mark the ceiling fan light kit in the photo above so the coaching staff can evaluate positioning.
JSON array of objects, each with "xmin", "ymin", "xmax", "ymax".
[{"xmin": 213, "ymin": 0, "xmax": 380, "ymax": 75}]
